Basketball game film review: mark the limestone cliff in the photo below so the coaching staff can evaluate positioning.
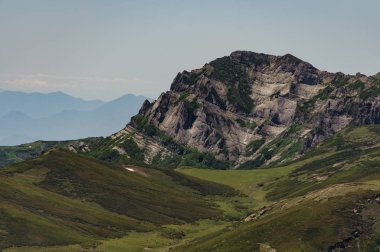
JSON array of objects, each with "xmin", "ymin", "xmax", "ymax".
[{"xmin": 104, "ymin": 51, "xmax": 380, "ymax": 168}]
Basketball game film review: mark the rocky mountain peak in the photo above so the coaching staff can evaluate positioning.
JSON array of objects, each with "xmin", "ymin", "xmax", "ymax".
[{"xmin": 109, "ymin": 51, "xmax": 380, "ymax": 169}]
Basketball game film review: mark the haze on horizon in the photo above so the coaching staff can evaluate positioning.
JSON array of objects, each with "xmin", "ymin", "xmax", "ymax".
[{"xmin": 1, "ymin": 0, "xmax": 379, "ymax": 101}]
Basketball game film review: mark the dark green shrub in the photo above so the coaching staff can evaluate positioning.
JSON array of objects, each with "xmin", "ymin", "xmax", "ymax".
[
  {"xmin": 208, "ymin": 57, "xmax": 254, "ymax": 113},
  {"xmin": 349, "ymin": 80, "xmax": 365, "ymax": 90},
  {"xmin": 121, "ymin": 139, "xmax": 144, "ymax": 161},
  {"xmin": 178, "ymin": 92, "xmax": 190, "ymax": 102},
  {"xmin": 245, "ymin": 139, "xmax": 265, "ymax": 156},
  {"xmin": 236, "ymin": 119, "xmax": 257, "ymax": 129}
]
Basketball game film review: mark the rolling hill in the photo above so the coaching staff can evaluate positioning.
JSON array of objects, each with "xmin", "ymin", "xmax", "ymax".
[
  {"xmin": 0, "ymin": 148, "xmax": 237, "ymax": 250},
  {"xmin": 4, "ymin": 126, "xmax": 380, "ymax": 251}
]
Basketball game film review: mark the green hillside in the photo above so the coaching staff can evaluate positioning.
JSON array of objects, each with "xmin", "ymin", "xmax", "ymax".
[
  {"xmin": 4, "ymin": 125, "xmax": 380, "ymax": 251},
  {"xmin": 0, "ymin": 149, "xmax": 236, "ymax": 250},
  {"xmin": 173, "ymin": 125, "xmax": 380, "ymax": 251},
  {"xmin": 174, "ymin": 184, "xmax": 380, "ymax": 251}
]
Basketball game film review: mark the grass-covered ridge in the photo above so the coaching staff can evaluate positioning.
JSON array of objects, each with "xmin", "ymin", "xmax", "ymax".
[
  {"xmin": 266, "ymin": 125, "xmax": 380, "ymax": 201},
  {"xmin": 0, "ymin": 140, "xmax": 74, "ymax": 168},
  {"xmin": 0, "ymin": 149, "xmax": 237, "ymax": 250}
]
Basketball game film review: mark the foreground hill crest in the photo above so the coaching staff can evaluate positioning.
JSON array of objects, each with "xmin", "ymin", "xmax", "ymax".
[{"xmin": 95, "ymin": 51, "xmax": 380, "ymax": 168}]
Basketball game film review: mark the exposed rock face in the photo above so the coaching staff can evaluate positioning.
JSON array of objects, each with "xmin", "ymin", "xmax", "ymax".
[
  {"xmin": 112, "ymin": 51, "xmax": 380, "ymax": 168},
  {"xmin": 111, "ymin": 125, "xmax": 171, "ymax": 164}
]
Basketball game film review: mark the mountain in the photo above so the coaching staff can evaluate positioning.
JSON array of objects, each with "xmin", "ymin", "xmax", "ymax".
[
  {"xmin": 0, "ymin": 91, "xmax": 103, "ymax": 118},
  {"xmin": 2, "ymin": 52, "xmax": 380, "ymax": 251},
  {"xmin": 91, "ymin": 51, "xmax": 380, "ymax": 168},
  {"xmin": 0, "ymin": 111, "xmax": 45, "ymax": 145},
  {"xmin": 37, "ymin": 94, "xmax": 149, "ymax": 139},
  {"xmin": 0, "ymin": 93, "xmax": 149, "ymax": 145}
]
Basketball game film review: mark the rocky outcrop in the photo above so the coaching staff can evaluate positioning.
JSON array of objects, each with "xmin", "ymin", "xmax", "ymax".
[{"xmin": 110, "ymin": 51, "xmax": 380, "ymax": 168}]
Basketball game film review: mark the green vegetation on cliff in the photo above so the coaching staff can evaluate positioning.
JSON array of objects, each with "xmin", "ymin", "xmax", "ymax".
[{"xmin": 209, "ymin": 57, "xmax": 254, "ymax": 113}]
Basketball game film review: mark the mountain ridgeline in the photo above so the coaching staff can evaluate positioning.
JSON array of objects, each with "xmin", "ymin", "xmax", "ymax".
[
  {"xmin": 87, "ymin": 51, "xmax": 380, "ymax": 169},
  {"xmin": 0, "ymin": 91, "xmax": 148, "ymax": 146}
]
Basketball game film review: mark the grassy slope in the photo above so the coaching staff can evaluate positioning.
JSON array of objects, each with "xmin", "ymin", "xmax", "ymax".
[
  {"xmin": 5, "ymin": 125, "xmax": 380, "ymax": 252},
  {"xmin": 0, "ymin": 149, "xmax": 236, "ymax": 250},
  {"xmin": 175, "ymin": 187, "xmax": 380, "ymax": 252},
  {"xmin": 174, "ymin": 125, "xmax": 380, "ymax": 251},
  {"xmin": 266, "ymin": 125, "xmax": 380, "ymax": 201},
  {"xmin": 5, "ymin": 219, "xmax": 231, "ymax": 252},
  {"xmin": 178, "ymin": 165, "xmax": 295, "ymax": 209}
]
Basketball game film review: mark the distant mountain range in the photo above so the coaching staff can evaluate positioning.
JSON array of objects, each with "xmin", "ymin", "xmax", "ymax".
[
  {"xmin": 0, "ymin": 91, "xmax": 149, "ymax": 145},
  {"xmin": 0, "ymin": 91, "xmax": 103, "ymax": 118}
]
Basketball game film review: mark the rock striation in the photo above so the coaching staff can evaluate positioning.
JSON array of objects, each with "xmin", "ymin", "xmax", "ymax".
[{"xmin": 105, "ymin": 51, "xmax": 380, "ymax": 168}]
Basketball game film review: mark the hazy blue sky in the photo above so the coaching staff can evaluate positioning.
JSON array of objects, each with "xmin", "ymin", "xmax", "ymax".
[{"xmin": 1, "ymin": 0, "xmax": 379, "ymax": 101}]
